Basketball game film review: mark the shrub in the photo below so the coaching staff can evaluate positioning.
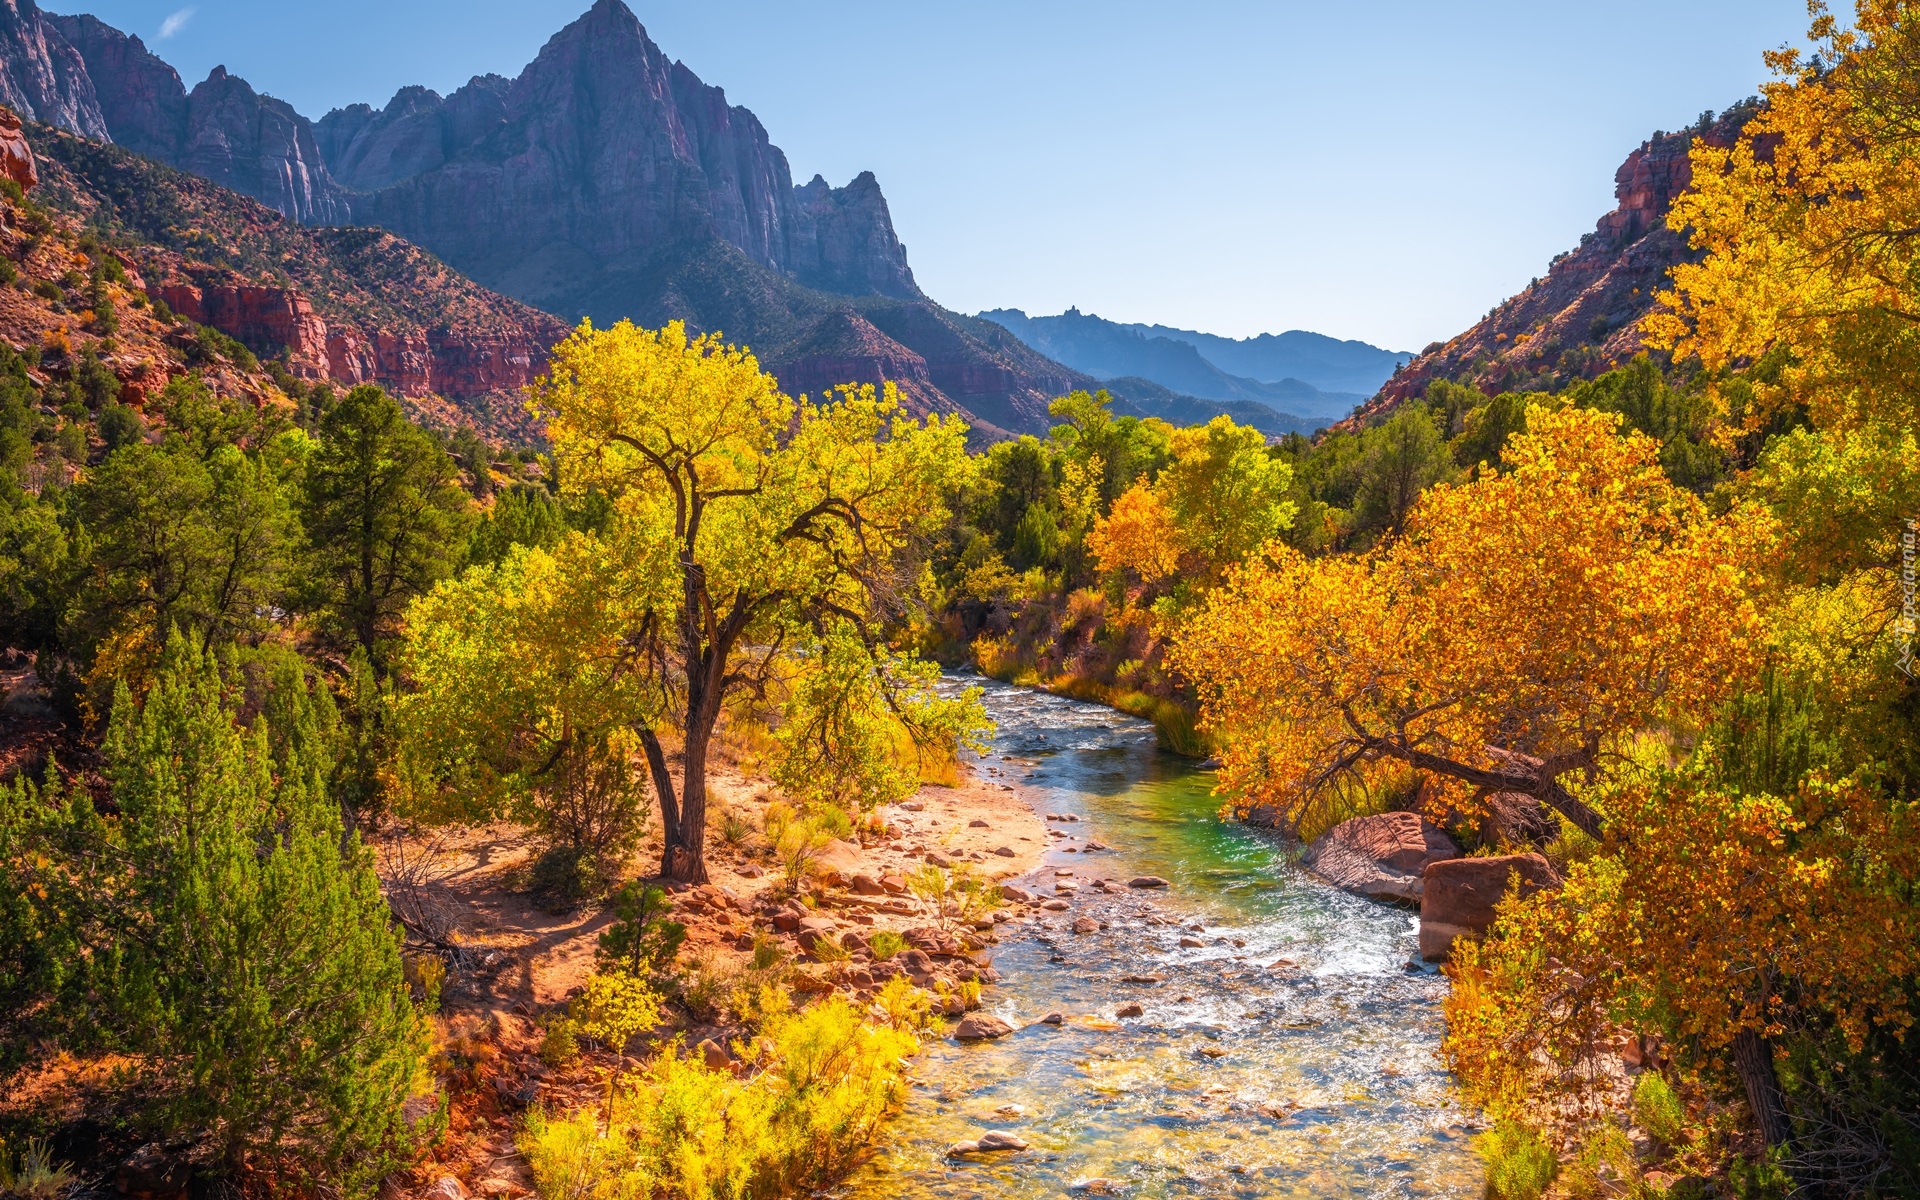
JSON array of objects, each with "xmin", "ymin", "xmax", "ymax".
[
  {"xmin": 530, "ymin": 844, "xmax": 608, "ymax": 906},
  {"xmin": 540, "ymin": 1018, "xmax": 580, "ymax": 1068},
  {"xmin": 874, "ymin": 975, "xmax": 933, "ymax": 1032},
  {"xmin": 868, "ymin": 929, "xmax": 907, "ymax": 961},
  {"xmin": 521, "ymin": 995, "xmax": 916, "ymax": 1200},
  {"xmin": 0, "ymin": 1138, "xmax": 75, "ymax": 1199},
  {"xmin": 570, "ymin": 970, "xmax": 662, "ymax": 1054},
  {"xmin": 597, "ymin": 882, "xmax": 686, "ymax": 976},
  {"xmin": 1477, "ymin": 1120, "xmax": 1558, "ymax": 1200},
  {"xmin": 1632, "ymin": 1071, "xmax": 1685, "ymax": 1146},
  {"xmin": 97, "ymin": 402, "xmax": 145, "ymax": 452},
  {"xmin": 1, "ymin": 639, "xmax": 427, "ymax": 1188}
]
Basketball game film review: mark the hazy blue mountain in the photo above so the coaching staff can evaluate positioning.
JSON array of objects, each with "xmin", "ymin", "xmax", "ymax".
[
  {"xmin": 1098, "ymin": 377, "xmax": 1323, "ymax": 437},
  {"xmin": 979, "ymin": 307, "xmax": 1409, "ymax": 417}
]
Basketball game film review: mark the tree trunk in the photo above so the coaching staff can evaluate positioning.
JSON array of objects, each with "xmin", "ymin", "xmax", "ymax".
[
  {"xmin": 1732, "ymin": 1029, "xmax": 1794, "ymax": 1148},
  {"xmin": 667, "ymin": 724, "xmax": 711, "ymax": 883}
]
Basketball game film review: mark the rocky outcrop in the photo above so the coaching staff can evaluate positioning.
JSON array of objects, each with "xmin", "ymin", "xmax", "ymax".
[
  {"xmin": 42, "ymin": 13, "xmax": 186, "ymax": 163},
  {"xmin": 177, "ymin": 67, "xmax": 349, "ymax": 225},
  {"xmin": 154, "ymin": 282, "xmax": 332, "ymax": 376},
  {"xmin": 1346, "ymin": 103, "xmax": 1763, "ymax": 428},
  {"xmin": 0, "ymin": 0, "xmax": 106, "ymax": 140},
  {"xmin": 1303, "ymin": 811, "xmax": 1461, "ymax": 905},
  {"xmin": 335, "ymin": 0, "xmax": 918, "ymax": 309},
  {"xmin": 313, "ymin": 79, "xmax": 511, "ymax": 194},
  {"xmin": 0, "ymin": 105, "xmax": 35, "ymax": 188},
  {"xmin": 789, "ymin": 171, "xmax": 917, "ymax": 298},
  {"xmin": 1418, "ymin": 853, "xmax": 1560, "ymax": 962}
]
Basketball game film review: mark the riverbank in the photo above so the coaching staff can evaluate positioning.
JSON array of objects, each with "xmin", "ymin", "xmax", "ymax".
[{"xmin": 374, "ymin": 753, "xmax": 1053, "ymax": 1197}]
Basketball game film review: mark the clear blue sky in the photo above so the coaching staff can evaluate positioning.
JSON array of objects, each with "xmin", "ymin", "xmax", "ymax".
[{"xmin": 53, "ymin": 1, "xmax": 1809, "ymax": 351}]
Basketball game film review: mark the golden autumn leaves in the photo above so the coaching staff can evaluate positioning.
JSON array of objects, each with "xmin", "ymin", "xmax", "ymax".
[{"xmin": 1169, "ymin": 406, "xmax": 1776, "ymax": 839}]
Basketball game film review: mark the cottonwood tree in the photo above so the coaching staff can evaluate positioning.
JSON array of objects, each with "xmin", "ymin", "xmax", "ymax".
[
  {"xmin": 517, "ymin": 320, "xmax": 974, "ymax": 882},
  {"xmin": 1172, "ymin": 405, "xmax": 1775, "ymax": 841}
]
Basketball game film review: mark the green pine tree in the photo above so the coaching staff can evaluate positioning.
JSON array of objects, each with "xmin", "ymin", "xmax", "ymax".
[{"xmin": 20, "ymin": 635, "xmax": 427, "ymax": 1188}]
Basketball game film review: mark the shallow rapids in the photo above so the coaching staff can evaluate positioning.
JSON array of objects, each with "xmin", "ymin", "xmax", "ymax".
[{"xmin": 837, "ymin": 676, "xmax": 1482, "ymax": 1200}]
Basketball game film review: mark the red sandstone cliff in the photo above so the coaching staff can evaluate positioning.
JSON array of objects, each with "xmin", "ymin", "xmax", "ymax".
[{"xmin": 1340, "ymin": 103, "xmax": 1761, "ymax": 431}]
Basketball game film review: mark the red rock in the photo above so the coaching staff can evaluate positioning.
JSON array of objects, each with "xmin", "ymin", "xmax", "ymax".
[
  {"xmin": 1302, "ymin": 811, "xmax": 1460, "ymax": 905},
  {"xmin": 0, "ymin": 107, "xmax": 37, "ymax": 190},
  {"xmin": 953, "ymin": 1013, "xmax": 1013, "ymax": 1040},
  {"xmin": 1419, "ymin": 853, "xmax": 1560, "ymax": 962}
]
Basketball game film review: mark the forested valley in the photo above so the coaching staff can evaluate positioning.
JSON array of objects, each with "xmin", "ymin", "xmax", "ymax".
[{"xmin": 0, "ymin": 3, "xmax": 1918, "ymax": 1200}]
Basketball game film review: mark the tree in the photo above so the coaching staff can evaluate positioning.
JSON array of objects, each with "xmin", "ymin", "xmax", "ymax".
[
  {"xmin": 1352, "ymin": 403, "xmax": 1454, "ymax": 540},
  {"xmin": 68, "ymin": 442, "xmax": 294, "ymax": 711},
  {"xmin": 299, "ymin": 385, "xmax": 470, "ymax": 673},
  {"xmin": 1088, "ymin": 413, "xmax": 1293, "ymax": 587},
  {"xmin": 1172, "ymin": 405, "xmax": 1775, "ymax": 840},
  {"xmin": 1, "ymin": 638, "xmax": 425, "ymax": 1188},
  {"xmin": 397, "ymin": 533, "xmax": 667, "ymax": 872},
  {"xmin": 1648, "ymin": 2, "xmax": 1920, "ymax": 437},
  {"xmin": 526, "ymin": 320, "xmax": 975, "ymax": 882}
]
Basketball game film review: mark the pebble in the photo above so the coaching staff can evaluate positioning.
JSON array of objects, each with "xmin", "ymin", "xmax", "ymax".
[
  {"xmin": 1041, "ymin": 899, "xmax": 1071, "ymax": 911},
  {"xmin": 993, "ymin": 846, "xmax": 1016, "ymax": 856},
  {"xmin": 1040, "ymin": 1011, "xmax": 1065, "ymax": 1024},
  {"xmin": 1128, "ymin": 876, "xmax": 1170, "ymax": 889},
  {"xmin": 1115, "ymin": 1002, "xmax": 1145, "ymax": 1019},
  {"xmin": 1071, "ymin": 917, "xmax": 1100, "ymax": 934},
  {"xmin": 969, "ymin": 818, "xmax": 991, "ymax": 828},
  {"xmin": 1178, "ymin": 937, "xmax": 1204, "ymax": 948}
]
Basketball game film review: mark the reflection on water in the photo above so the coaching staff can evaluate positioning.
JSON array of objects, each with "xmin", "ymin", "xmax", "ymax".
[{"xmin": 837, "ymin": 676, "xmax": 1482, "ymax": 1200}]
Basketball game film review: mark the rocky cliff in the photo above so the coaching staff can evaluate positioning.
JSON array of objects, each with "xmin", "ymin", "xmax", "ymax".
[
  {"xmin": 29, "ymin": 123, "xmax": 566, "ymax": 440},
  {"xmin": 3, "ymin": 0, "xmax": 1132, "ymax": 439},
  {"xmin": 1343, "ymin": 104, "xmax": 1760, "ymax": 430},
  {"xmin": 329, "ymin": 0, "xmax": 917, "ymax": 311},
  {"xmin": 0, "ymin": 0, "xmax": 104, "ymax": 141}
]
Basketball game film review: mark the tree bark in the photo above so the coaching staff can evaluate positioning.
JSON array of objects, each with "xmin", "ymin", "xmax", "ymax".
[
  {"xmin": 1732, "ymin": 1029, "xmax": 1794, "ymax": 1149},
  {"xmin": 668, "ymin": 724, "xmax": 711, "ymax": 883}
]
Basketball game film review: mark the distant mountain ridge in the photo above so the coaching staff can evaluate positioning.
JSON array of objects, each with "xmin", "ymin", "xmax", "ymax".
[
  {"xmin": 0, "ymin": 0, "xmax": 1127, "ymax": 439},
  {"xmin": 978, "ymin": 307, "xmax": 1408, "ymax": 420}
]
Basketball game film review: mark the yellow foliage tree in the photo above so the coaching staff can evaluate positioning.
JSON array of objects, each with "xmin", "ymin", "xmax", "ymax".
[
  {"xmin": 1649, "ymin": 0, "xmax": 1920, "ymax": 435},
  {"xmin": 1087, "ymin": 414, "xmax": 1292, "ymax": 586},
  {"xmin": 1172, "ymin": 406, "xmax": 1775, "ymax": 839},
  {"xmin": 530, "ymin": 320, "xmax": 974, "ymax": 881}
]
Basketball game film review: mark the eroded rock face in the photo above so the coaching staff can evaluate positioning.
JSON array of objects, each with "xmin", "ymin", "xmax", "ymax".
[
  {"xmin": 44, "ymin": 13, "xmax": 185, "ymax": 162},
  {"xmin": 0, "ymin": 0, "xmax": 107, "ymax": 141},
  {"xmin": 1419, "ymin": 853, "xmax": 1560, "ymax": 962},
  {"xmin": 1303, "ymin": 811, "xmax": 1461, "ymax": 905},
  {"xmin": 0, "ymin": 105, "xmax": 35, "ymax": 188}
]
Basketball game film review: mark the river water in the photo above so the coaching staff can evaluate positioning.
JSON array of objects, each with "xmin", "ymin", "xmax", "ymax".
[{"xmin": 838, "ymin": 676, "xmax": 1483, "ymax": 1200}]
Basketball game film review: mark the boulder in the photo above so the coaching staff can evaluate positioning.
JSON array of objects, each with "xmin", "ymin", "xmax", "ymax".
[
  {"xmin": 880, "ymin": 873, "xmax": 908, "ymax": 894},
  {"xmin": 953, "ymin": 1012, "xmax": 1014, "ymax": 1040},
  {"xmin": 1128, "ymin": 876, "xmax": 1170, "ymax": 889},
  {"xmin": 1071, "ymin": 917, "xmax": 1100, "ymax": 934},
  {"xmin": 905, "ymin": 926, "xmax": 960, "ymax": 955},
  {"xmin": 849, "ymin": 873, "xmax": 886, "ymax": 896},
  {"xmin": 424, "ymin": 1179, "xmax": 470, "ymax": 1200},
  {"xmin": 1302, "ymin": 811, "xmax": 1459, "ymax": 904},
  {"xmin": 0, "ymin": 107, "xmax": 37, "ymax": 191},
  {"xmin": 1419, "ymin": 853, "xmax": 1560, "ymax": 961},
  {"xmin": 795, "ymin": 916, "xmax": 838, "ymax": 953},
  {"xmin": 975, "ymin": 1130, "xmax": 1029, "ymax": 1151},
  {"xmin": 1115, "ymin": 1002, "xmax": 1144, "ymax": 1018},
  {"xmin": 993, "ymin": 845, "xmax": 1016, "ymax": 857},
  {"xmin": 116, "ymin": 1144, "xmax": 189, "ymax": 1200},
  {"xmin": 925, "ymin": 850, "xmax": 954, "ymax": 868},
  {"xmin": 813, "ymin": 838, "xmax": 866, "ymax": 886},
  {"xmin": 1000, "ymin": 884, "xmax": 1033, "ymax": 902},
  {"xmin": 696, "ymin": 1038, "xmax": 732, "ymax": 1070},
  {"xmin": 969, "ymin": 818, "xmax": 990, "ymax": 828}
]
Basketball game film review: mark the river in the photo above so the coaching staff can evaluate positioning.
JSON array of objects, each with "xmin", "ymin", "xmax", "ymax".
[{"xmin": 838, "ymin": 675, "xmax": 1483, "ymax": 1200}]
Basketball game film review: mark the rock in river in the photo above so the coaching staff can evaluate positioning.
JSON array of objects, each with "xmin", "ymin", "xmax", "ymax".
[
  {"xmin": 1419, "ymin": 853, "xmax": 1560, "ymax": 961},
  {"xmin": 954, "ymin": 1012, "xmax": 1015, "ymax": 1040},
  {"xmin": 1302, "ymin": 811, "xmax": 1459, "ymax": 905},
  {"xmin": 1127, "ymin": 876, "xmax": 1169, "ymax": 889}
]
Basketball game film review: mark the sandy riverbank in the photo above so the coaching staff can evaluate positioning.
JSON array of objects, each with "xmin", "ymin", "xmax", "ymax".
[{"xmin": 381, "ymin": 758, "xmax": 1057, "ymax": 1195}]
